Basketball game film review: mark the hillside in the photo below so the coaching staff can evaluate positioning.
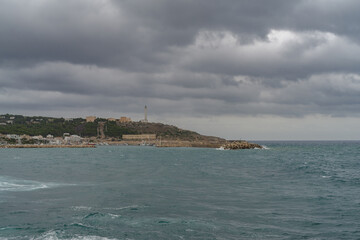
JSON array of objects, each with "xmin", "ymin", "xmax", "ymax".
[
  {"xmin": 116, "ymin": 121, "xmax": 224, "ymax": 142},
  {"xmin": 0, "ymin": 114, "xmax": 224, "ymax": 142}
]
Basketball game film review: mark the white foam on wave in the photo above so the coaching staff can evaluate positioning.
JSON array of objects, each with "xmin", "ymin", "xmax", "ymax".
[
  {"xmin": 0, "ymin": 176, "xmax": 65, "ymax": 192},
  {"xmin": 31, "ymin": 231, "xmax": 119, "ymax": 240},
  {"xmin": 107, "ymin": 213, "xmax": 121, "ymax": 219},
  {"xmin": 103, "ymin": 205, "xmax": 141, "ymax": 211},
  {"xmin": 71, "ymin": 206, "xmax": 92, "ymax": 211},
  {"xmin": 215, "ymin": 146, "xmax": 226, "ymax": 151}
]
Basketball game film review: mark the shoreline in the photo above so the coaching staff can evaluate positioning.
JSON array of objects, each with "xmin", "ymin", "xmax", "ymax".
[
  {"xmin": 108, "ymin": 139, "xmax": 226, "ymax": 148},
  {"xmin": 0, "ymin": 140, "xmax": 262, "ymax": 149},
  {"xmin": 0, "ymin": 144, "xmax": 96, "ymax": 148}
]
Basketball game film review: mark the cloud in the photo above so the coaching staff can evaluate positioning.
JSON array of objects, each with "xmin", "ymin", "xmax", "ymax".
[
  {"xmin": 1, "ymin": 0, "xmax": 360, "ymax": 128},
  {"xmin": 179, "ymin": 30, "xmax": 360, "ymax": 79}
]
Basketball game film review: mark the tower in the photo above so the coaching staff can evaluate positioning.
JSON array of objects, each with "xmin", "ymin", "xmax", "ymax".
[{"xmin": 144, "ymin": 105, "xmax": 148, "ymax": 122}]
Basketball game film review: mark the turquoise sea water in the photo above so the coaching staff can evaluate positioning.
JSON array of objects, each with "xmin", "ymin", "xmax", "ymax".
[{"xmin": 0, "ymin": 141, "xmax": 360, "ymax": 239}]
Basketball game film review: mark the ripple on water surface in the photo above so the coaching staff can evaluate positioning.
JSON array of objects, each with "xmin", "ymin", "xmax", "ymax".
[{"xmin": 0, "ymin": 143, "xmax": 360, "ymax": 239}]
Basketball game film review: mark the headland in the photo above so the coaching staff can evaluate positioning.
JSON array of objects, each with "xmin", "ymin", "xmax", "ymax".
[{"xmin": 0, "ymin": 114, "xmax": 261, "ymax": 149}]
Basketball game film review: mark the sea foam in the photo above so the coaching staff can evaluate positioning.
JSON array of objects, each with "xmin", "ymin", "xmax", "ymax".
[
  {"xmin": 0, "ymin": 176, "xmax": 61, "ymax": 192},
  {"xmin": 31, "ymin": 230, "xmax": 119, "ymax": 240}
]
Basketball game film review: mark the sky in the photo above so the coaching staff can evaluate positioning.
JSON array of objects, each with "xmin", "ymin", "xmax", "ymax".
[{"xmin": 1, "ymin": 0, "xmax": 360, "ymax": 140}]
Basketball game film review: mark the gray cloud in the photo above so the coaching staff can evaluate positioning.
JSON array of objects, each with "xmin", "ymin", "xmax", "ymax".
[{"xmin": 1, "ymin": 0, "xmax": 360, "ymax": 123}]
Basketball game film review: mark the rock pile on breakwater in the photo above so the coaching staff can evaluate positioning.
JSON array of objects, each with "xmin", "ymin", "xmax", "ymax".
[{"xmin": 222, "ymin": 141, "xmax": 263, "ymax": 150}]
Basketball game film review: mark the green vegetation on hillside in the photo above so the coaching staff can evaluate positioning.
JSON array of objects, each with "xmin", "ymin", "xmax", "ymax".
[
  {"xmin": 0, "ymin": 115, "xmax": 134, "ymax": 138},
  {"xmin": 0, "ymin": 114, "xmax": 224, "ymax": 141}
]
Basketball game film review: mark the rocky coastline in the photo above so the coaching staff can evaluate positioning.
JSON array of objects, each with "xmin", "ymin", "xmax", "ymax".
[{"xmin": 221, "ymin": 141, "xmax": 263, "ymax": 150}]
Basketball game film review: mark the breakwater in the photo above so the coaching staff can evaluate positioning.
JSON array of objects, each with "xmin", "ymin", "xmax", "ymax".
[
  {"xmin": 109, "ymin": 140, "xmax": 225, "ymax": 148},
  {"xmin": 109, "ymin": 140, "xmax": 261, "ymax": 149},
  {"xmin": 223, "ymin": 141, "xmax": 263, "ymax": 149}
]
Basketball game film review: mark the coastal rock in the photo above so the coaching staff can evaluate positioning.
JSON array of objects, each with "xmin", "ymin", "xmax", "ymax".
[{"xmin": 222, "ymin": 141, "xmax": 262, "ymax": 150}]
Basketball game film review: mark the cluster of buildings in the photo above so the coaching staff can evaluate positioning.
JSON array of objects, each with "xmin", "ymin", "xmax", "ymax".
[
  {"xmin": 86, "ymin": 105, "xmax": 149, "ymax": 123},
  {"xmin": 0, "ymin": 116, "xmax": 15, "ymax": 125},
  {"xmin": 1, "ymin": 106, "xmax": 149, "ymax": 126},
  {"xmin": 0, "ymin": 133, "xmax": 90, "ymax": 146},
  {"xmin": 0, "ymin": 133, "xmax": 159, "ymax": 146},
  {"xmin": 0, "ymin": 106, "xmax": 152, "ymax": 145},
  {"xmin": 85, "ymin": 116, "xmax": 132, "ymax": 123},
  {"xmin": 0, "ymin": 115, "xmax": 49, "ymax": 126}
]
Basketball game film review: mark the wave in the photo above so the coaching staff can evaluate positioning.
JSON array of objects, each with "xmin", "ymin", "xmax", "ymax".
[
  {"xmin": 71, "ymin": 206, "xmax": 92, "ymax": 211},
  {"xmin": 72, "ymin": 205, "xmax": 142, "ymax": 212},
  {"xmin": 30, "ymin": 230, "xmax": 119, "ymax": 240},
  {"xmin": 102, "ymin": 205, "xmax": 143, "ymax": 211},
  {"xmin": 83, "ymin": 212, "xmax": 121, "ymax": 221},
  {"xmin": 0, "ymin": 176, "xmax": 64, "ymax": 192},
  {"xmin": 215, "ymin": 145, "xmax": 270, "ymax": 150}
]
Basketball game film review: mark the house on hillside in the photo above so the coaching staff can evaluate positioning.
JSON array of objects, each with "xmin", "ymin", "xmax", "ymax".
[
  {"xmin": 86, "ymin": 116, "xmax": 96, "ymax": 122},
  {"xmin": 119, "ymin": 117, "xmax": 132, "ymax": 123}
]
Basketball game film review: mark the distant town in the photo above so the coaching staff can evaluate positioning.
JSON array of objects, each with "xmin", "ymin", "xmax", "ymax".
[
  {"xmin": 0, "ymin": 115, "xmax": 155, "ymax": 147},
  {"xmin": 0, "ymin": 106, "xmax": 159, "ymax": 147}
]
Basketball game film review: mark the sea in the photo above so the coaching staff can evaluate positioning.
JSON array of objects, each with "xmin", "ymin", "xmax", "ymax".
[{"xmin": 0, "ymin": 141, "xmax": 360, "ymax": 240}]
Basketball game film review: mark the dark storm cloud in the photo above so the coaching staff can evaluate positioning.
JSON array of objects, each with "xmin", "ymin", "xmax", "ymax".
[
  {"xmin": 180, "ymin": 30, "xmax": 360, "ymax": 80},
  {"xmin": 1, "ymin": 0, "xmax": 360, "ymax": 118},
  {"xmin": 291, "ymin": 0, "xmax": 360, "ymax": 40}
]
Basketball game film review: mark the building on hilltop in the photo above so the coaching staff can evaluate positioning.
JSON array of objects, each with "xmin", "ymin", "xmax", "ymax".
[
  {"xmin": 119, "ymin": 117, "xmax": 132, "ymax": 123},
  {"xmin": 107, "ymin": 118, "xmax": 117, "ymax": 122},
  {"xmin": 86, "ymin": 116, "xmax": 96, "ymax": 123}
]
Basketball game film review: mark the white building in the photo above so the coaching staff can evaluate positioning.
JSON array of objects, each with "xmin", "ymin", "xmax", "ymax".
[
  {"xmin": 64, "ymin": 135, "xmax": 82, "ymax": 144},
  {"xmin": 7, "ymin": 134, "xmax": 20, "ymax": 139},
  {"xmin": 46, "ymin": 134, "xmax": 54, "ymax": 139},
  {"xmin": 48, "ymin": 139, "xmax": 62, "ymax": 145},
  {"xmin": 32, "ymin": 135, "xmax": 44, "ymax": 140}
]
